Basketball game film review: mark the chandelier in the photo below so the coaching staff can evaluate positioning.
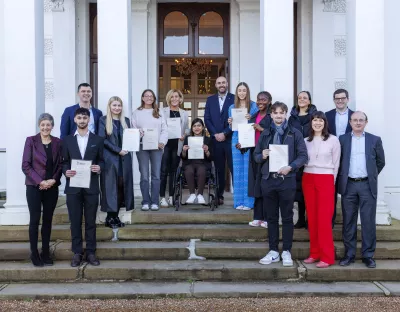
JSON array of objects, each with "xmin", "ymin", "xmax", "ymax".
[{"xmin": 174, "ymin": 58, "xmax": 213, "ymax": 76}]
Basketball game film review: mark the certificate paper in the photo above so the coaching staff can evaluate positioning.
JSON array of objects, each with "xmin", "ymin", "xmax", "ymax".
[
  {"xmin": 231, "ymin": 108, "xmax": 247, "ymax": 131},
  {"xmin": 70, "ymin": 159, "xmax": 92, "ymax": 189},
  {"xmin": 142, "ymin": 128, "xmax": 159, "ymax": 150},
  {"xmin": 188, "ymin": 136, "xmax": 204, "ymax": 160},
  {"xmin": 122, "ymin": 129, "xmax": 140, "ymax": 152},
  {"xmin": 238, "ymin": 123, "xmax": 255, "ymax": 148},
  {"xmin": 167, "ymin": 117, "xmax": 182, "ymax": 139},
  {"xmin": 269, "ymin": 144, "xmax": 289, "ymax": 172}
]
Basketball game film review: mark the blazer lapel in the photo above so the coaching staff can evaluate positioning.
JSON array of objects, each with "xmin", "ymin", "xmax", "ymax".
[
  {"xmin": 220, "ymin": 94, "xmax": 232, "ymax": 115},
  {"xmin": 365, "ymin": 132, "xmax": 371, "ymax": 161},
  {"xmin": 34, "ymin": 134, "xmax": 46, "ymax": 158},
  {"xmin": 83, "ymin": 133, "xmax": 94, "ymax": 160},
  {"xmin": 72, "ymin": 135, "xmax": 83, "ymax": 160}
]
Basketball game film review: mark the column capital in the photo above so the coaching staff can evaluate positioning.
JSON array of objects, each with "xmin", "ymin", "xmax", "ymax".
[
  {"xmin": 132, "ymin": 0, "xmax": 150, "ymax": 13},
  {"xmin": 51, "ymin": 0, "xmax": 65, "ymax": 12},
  {"xmin": 236, "ymin": 0, "xmax": 259, "ymax": 13}
]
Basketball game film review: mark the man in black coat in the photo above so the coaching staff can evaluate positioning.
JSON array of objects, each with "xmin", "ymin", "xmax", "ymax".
[
  {"xmin": 254, "ymin": 102, "xmax": 308, "ymax": 267},
  {"xmin": 62, "ymin": 108, "xmax": 104, "ymax": 267},
  {"xmin": 338, "ymin": 111, "xmax": 385, "ymax": 269},
  {"xmin": 325, "ymin": 88, "xmax": 354, "ymax": 227}
]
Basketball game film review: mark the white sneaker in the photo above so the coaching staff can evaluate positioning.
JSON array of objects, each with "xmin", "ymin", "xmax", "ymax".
[
  {"xmin": 242, "ymin": 206, "xmax": 252, "ymax": 211},
  {"xmin": 141, "ymin": 204, "xmax": 149, "ymax": 211},
  {"xmin": 260, "ymin": 221, "xmax": 268, "ymax": 228},
  {"xmin": 186, "ymin": 194, "xmax": 197, "ymax": 204},
  {"xmin": 249, "ymin": 220, "xmax": 262, "ymax": 227},
  {"xmin": 281, "ymin": 250, "xmax": 294, "ymax": 267},
  {"xmin": 150, "ymin": 204, "xmax": 159, "ymax": 211},
  {"xmin": 160, "ymin": 198, "xmax": 168, "ymax": 208},
  {"xmin": 168, "ymin": 196, "xmax": 173, "ymax": 206},
  {"xmin": 236, "ymin": 206, "xmax": 244, "ymax": 210},
  {"xmin": 259, "ymin": 250, "xmax": 280, "ymax": 265},
  {"xmin": 197, "ymin": 194, "xmax": 206, "ymax": 204}
]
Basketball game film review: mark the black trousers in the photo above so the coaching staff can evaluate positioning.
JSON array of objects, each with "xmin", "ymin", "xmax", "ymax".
[
  {"xmin": 261, "ymin": 176, "xmax": 296, "ymax": 252},
  {"xmin": 160, "ymin": 143, "xmax": 180, "ymax": 197},
  {"xmin": 66, "ymin": 190, "xmax": 98, "ymax": 255},
  {"xmin": 107, "ymin": 176, "xmax": 124, "ymax": 218},
  {"xmin": 213, "ymin": 139, "xmax": 233, "ymax": 199},
  {"xmin": 26, "ymin": 185, "xmax": 58, "ymax": 253},
  {"xmin": 341, "ymin": 180, "xmax": 376, "ymax": 258},
  {"xmin": 253, "ymin": 197, "xmax": 267, "ymax": 221}
]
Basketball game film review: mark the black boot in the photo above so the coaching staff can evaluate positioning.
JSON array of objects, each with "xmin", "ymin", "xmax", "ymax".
[
  {"xmin": 40, "ymin": 249, "xmax": 54, "ymax": 266},
  {"xmin": 114, "ymin": 216, "xmax": 125, "ymax": 228},
  {"xmin": 105, "ymin": 217, "xmax": 117, "ymax": 228},
  {"xmin": 294, "ymin": 219, "xmax": 306, "ymax": 229},
  {"xmin": 30, "ymin": 250, "xmax": 44, "ymax": 267}
]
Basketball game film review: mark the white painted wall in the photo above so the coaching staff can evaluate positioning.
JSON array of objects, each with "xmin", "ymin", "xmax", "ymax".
[
  {"xmin": 229, "ymin": 0, "xmax": 240, "ymax": 94},
  {"xmin": 148, "ymin": 0, "xmax": 158, "ymax": 95},
  {"xmin": 0, "ymin": 0, "xmax": 5, "ymax": 150},
  {"xmin": 384, "ymin": 0, "xmax": 400, "ymax": 220}
]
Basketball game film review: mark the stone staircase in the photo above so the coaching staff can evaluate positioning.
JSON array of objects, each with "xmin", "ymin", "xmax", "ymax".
[{"xmin": 0, "ymin": 194, "xmax": 399, "ymax": 298}]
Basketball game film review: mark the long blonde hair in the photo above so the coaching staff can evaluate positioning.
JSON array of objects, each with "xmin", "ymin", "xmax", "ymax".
[
  {"xmin": 165, "ymin": 89, "xmax": 184, "ymax": 108},
  {"xmin": 106, "ymin": 96, "xmax": 128, "ymax": 136}
]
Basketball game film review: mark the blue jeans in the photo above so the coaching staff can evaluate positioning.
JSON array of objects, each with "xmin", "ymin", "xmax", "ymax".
[{"xmin": 136, "ymin": 148, "xmax": 163, "ymax": 205}]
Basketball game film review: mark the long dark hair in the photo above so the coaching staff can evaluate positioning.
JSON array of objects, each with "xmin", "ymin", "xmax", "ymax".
[
  {"xmin": 307, "ymin": 111, "xmax": 330, "ymax": 141},
  {"xmin": 190, "ymin": 118, "xmax": 205, "ymax": 136},
  {"xmin": 295, "ymin": 90, "xmax": 312, "ymax": 112},
  {"xmin": 139, "ymin": 89, "xmax": 160, "ymax": 118}
]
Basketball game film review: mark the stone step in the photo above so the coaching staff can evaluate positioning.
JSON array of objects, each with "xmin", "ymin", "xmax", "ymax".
[
  {"xmin": 0, "ymin": 259, "xmax": 399, "ymax": 283},
  {"xmin": 0, "ymin": 281, "xmax": 394, "ymax": 299},
  {"xmin": 1, "ymin": 241, "xmax": 400, "ymax": 261},
  {"xmin": 0, "ymin": 260, "xmax": 298, "ymax": 282},
  {"xmin": 0, "ymin": 222, "xmax": 398, "ymax": 242}
]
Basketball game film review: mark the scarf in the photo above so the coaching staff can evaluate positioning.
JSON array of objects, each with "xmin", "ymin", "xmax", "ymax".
[{"xmin": 271, "ymin": 119, "xmax": 288, "ymax": 144}]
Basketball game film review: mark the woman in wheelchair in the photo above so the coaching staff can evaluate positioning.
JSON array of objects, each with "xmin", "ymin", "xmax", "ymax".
[{"xmin": 181, "ymin": 118, "xmax": 213, "ymax": 204}]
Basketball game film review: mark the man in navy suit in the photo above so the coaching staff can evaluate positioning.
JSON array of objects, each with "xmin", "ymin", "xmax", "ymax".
[
  {"xmin": 325, "ymin": 88, "xmax": 354, "ymax": 227},
  {"xmin": 204, "ymin": 76, "xmax": 234, "ymax": 204},
  {"xmin": 338, "ymin": 111, "xmax": 385, "ymax": 268},
  {"xmin": 60, "ymin": 83, "xmax": 103, "ymax": 139},
  {"xmin": 62, "ymin": 108, "xmax": 104, "ymax": 267}
]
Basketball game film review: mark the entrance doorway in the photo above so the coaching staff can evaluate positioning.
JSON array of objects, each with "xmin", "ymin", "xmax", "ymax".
[{"xmin": 157, "ymin": 3, "xmax": 230, "ymax": 122}]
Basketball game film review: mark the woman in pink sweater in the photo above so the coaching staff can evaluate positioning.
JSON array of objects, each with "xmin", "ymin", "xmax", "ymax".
[{"xmin": 302, "ymin": 111, "xmax": 340, "ymax": 268}]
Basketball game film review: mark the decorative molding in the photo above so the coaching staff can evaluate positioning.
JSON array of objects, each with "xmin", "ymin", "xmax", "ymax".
[
  {"xmin": 334, "ymin": 79, "xmax": 347, "ymax": 90},
  {"xmin": 323, "ymin": 0, "xmax": 346, "ymax": 13},
  {"xmin": 52, "ymin": 0, "xmax": 65, "ymax": 12},
  {"xmin": 132, "ymin": 0, "xmax": 150, "ymax": 13},
  {"xmin": 44, "ymin": 39, "xmax": 53, "ymax": 56},
  {"xmin": 44, "ymin": 0, "xmax": 53, "ymax": 12},
  {"xmin": 334, "ymin": 37, "xmax": 346, "ymax": 57},
  {"xmin": 45, "ymin": 81, "xmax": 55, "ymax": 100},
  {"xmin": 236, "ymin": 0, "xmax": 259, "ymax": 14}
]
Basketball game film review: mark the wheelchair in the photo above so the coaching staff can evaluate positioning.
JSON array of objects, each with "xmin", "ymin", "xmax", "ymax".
[{"xmin": 172, "ymin": 161, "xmax": 219, "ymax": 211}]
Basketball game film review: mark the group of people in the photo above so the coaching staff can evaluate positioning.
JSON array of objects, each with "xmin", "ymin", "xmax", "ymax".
[{"xmin": 22, "ymin": 78, "xmax": 385, "ymax": 270}]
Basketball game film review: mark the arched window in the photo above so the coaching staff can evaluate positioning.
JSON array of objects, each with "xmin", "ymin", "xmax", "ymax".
[
  {"xmin": 198, "ymin": 11, "xmax": 223, "ymax": 55},
  {"xmin": 164, "ymin": 11, "xmax": 189, "ymax": 55}
]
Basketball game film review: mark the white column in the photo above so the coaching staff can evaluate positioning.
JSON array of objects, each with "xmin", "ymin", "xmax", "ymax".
[
  {"xmin": 230, "ymin": 0, "xmax": 240, "ymax": 92},
  {"xmin": 384, "ymin": 0, "xmax": 400, "ymax": 220},
  {"xmin": 147, "ymin": 0, "xmax": 157, "ymax": 93},
  {"xmin": 236, "ymin": 0, "xmax": 260, "ymax": 94},
  {"xmin": 297, "ymin": 0, "xmax": 313, "ymax": 92},
  {"xmin": 1, "ymin": 1, "xmax": 45, "ymax": 225},
  {"xmin": 75, "ymin": 0, "xmax": 90, "ymax": 85},
  {"xmin": 52, "ymin": 0, "xmax": 76, "ymax": 138},
  {"xmin": 131, "ymin": 0, "xmax": 150, "ymax": 110},
  {"xmin": 260, "ymin": 0, "xmax": 294, "ymax": 105},
  {"xmin": 347, "ymin": 0, "xmax": 390, "ymax": 225},
  {"xmin": 97, "ymin": 0, "xmax": 132, "ymax": 114}
]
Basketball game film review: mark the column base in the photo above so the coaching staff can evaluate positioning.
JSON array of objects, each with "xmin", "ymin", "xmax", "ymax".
[
  {"xmin": 375, "ymin": 200, "xmax": 391, "ymax": 225},
  {"xmin": 0, "ymin": 203, "xmax": 30, "ymax": 225}
]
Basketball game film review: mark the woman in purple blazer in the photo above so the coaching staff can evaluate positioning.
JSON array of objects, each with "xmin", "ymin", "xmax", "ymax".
[{"xmin": 22, "ymin": 113, "xmax": 62, "ymax": 267}]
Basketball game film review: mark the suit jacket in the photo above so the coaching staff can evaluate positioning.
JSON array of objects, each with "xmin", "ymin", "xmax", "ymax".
[
  {"xmin": 325, "ymin": 108, "xmax": 353, "ymax": 137},
  {"xmin": 22, "ymin": 133, "xmax": 63, "ymax": 186},
  {"xmin": 204, "ymin": 93, "xmax": 235, "ymax": 140},
  {"xmin": 62, "ymin": 132, "xmax": 105, "ymax": 195},
  {"xmin": 338, "ymin": 132, "xmax": 385, "ymax": 198},
  {"xmin": 60, "ymin": 104, "xmax": 103, "ymax": 140},
  {"xmin": 163, "ymin": 107, "xmax": 190, "ymax": 156}
]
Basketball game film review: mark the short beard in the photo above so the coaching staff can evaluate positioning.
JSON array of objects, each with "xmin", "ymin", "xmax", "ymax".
[{"xmin": 77, "ymin": 124, "xmax": 88, "ymax": 130}]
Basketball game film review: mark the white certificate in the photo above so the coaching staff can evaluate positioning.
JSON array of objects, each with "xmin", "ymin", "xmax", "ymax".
[
  {"xmin": 167, "ymin": 117, "xmax": 182, "ymax": 139},
  {"xmin": 122, "ymin": 128, "xmax": 140, "ymax": 152},
  {"xmin": 231, "ymin": 108, "xmax": 247, "ymax": 131},
  {"xmin": 142, "ymin": 128, "xmax": 159, "ymax": 150},
  {"xmin": 269, "ymin": 144, "xmax": 289, "ymax": 172},
  {"xmin": 238, "ymin": 123, "xmax": 255, "ymax": 148},
  {"xmin": 188, "ymin": 136, "xmax": 204, "ymax": 160},
  {"xmin": 69, "ymin": 159, "xmax": 92, "ymax": 189}
]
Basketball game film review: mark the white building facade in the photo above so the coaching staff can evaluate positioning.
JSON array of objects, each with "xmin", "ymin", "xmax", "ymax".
[{"xmin": 0, "ymin": 0, "xmax": 399, "ymax": 224}]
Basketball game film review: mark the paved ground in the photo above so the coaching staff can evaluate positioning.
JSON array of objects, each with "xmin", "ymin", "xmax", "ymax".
[{"xmin": 0, "ymin": 297, "xmax": 400, "ymax": 312}]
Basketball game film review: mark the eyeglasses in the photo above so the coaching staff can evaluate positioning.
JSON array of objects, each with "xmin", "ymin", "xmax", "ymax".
[
  {"xmin": 143, "ymin": 95, "xmax": 154, "ymax": 98},
  {"xmin": 334, "ymin": 97, "xmax": 347, "ymax": 102},
  {"xmin": 351, "ymin": 119, "xmax": 366, "ymax": 123}
]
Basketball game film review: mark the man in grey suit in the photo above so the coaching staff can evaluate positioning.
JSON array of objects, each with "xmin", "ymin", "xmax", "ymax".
[{"xmin": 338, "ymin": 111, "xmax": 385, "ymax": 268}]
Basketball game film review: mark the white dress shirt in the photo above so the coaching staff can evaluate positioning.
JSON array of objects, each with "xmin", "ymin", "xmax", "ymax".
[
  {"xmin": 218, "ymin": 93, "xmax": 226, "ymax": 112},
  {"xmin": 74, "ymin": 130, "xmax": 90, "ymax": 159},
  {"xmin": 349, "ymin": 132, "xmax": 368, "ymax": 178},
  {"xmin": 335, "ymin": 108, "xmax": 348, "ymax": 137},
  {"xmin": 88, "ymin": 107, "xmax": 95, "ymax": 134}
]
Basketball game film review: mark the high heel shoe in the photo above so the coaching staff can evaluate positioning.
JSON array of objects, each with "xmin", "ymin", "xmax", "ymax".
[
  {"xmin": 30, "ymin": 250, "xmax": 44, "ymax": 267},
  {"xmin": 40, "ymin": 249, "xmax": 54, "ymax": 266}
]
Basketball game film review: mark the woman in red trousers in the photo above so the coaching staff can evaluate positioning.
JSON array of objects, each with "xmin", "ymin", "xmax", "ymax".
[{"xmin": 302, "ymin": 111, "xmax": 340, "ymax": 268}]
